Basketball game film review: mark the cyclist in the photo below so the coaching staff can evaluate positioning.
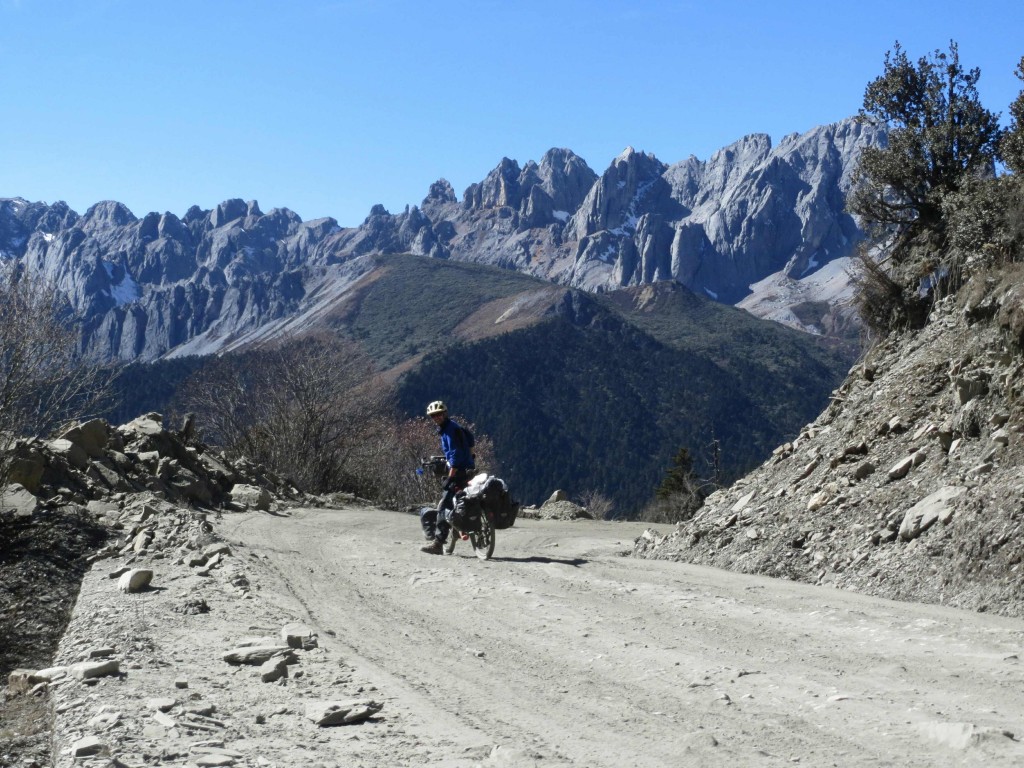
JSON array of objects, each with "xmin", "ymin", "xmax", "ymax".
[{"xmin": 420, "ymin": 400, "xmax": 475, "ymax": 554}]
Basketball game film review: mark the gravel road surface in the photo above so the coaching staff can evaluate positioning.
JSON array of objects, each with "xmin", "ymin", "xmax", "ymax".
[{"xmin": 223, "ymin": 506, "xmax": 1024, "ymax": 767}]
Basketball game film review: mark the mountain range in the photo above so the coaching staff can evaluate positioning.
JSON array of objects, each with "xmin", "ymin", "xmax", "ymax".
[
  {"xmin": 0, "ymin": 117, "xmax": 883, "ymax": 363},
  {"xmin": 0, "ymin": 117, "xmax": 882, "ymax": 512}
]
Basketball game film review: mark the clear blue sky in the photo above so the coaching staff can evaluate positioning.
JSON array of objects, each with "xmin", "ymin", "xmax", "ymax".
[{"xmin": 2, "ymin": 0, "xmax": 1022, "ymax": 227}]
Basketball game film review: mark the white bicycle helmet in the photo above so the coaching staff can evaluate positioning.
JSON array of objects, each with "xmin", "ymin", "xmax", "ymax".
[{"xmin": 426, "ymin": 400, "xmax": 448, "ymax": 417}]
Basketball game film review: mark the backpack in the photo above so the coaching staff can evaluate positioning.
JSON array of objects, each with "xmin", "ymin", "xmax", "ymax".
[
  {"xmin": 453, "ymin": 423, "xmax": 476, "ymax": 467},
  {"xmin": 456, "ymin": 424, "xmax": 475, "ymax": 450}
]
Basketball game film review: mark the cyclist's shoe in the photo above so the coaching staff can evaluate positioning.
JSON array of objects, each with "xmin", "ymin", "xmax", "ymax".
[{"xmin": 420, "ymin": 539, "xmax": 444, "ymax": 555}]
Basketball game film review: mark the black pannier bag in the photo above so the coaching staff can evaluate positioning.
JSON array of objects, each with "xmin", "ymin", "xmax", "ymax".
[
  {"xmin": 449, "ymin": 493, "xmax": 482, "ymax": 531},
  {"xmin": 480, "ymin": 477, "xmax": 519, "ymax": 530}
]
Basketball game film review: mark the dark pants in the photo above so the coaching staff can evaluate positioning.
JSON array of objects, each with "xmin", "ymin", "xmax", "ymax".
[
  {"xmin": 419, "ymin": 468, "xmax": 471, "ymax": 543},
  {"xmin": 419, "ymin": 506, "xmax": 450, "ymax": 544}
]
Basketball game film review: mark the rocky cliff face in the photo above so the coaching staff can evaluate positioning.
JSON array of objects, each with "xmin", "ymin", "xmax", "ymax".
[
  {"xmin": 633, "ymin": 264, "xmax": 1024, "ymax": 617},
  {"xmin": 419, "ymin": 118, "xmax": 881, "ymax": 304},
  {"xmin": 1, "ymin": 197, "xmax": 357, "ymax": 361},
  {"xmin": 0, "ymin": 118, "xmax": 882, "ymax": 361}
]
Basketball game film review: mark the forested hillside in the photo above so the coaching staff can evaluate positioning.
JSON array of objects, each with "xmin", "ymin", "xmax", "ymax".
[
  {"xmin": 97, "ymin": 257, "xmax": 850, "ymax": 517},
  {"xmin": 398, "ymin": 286, "xmax": 848, "ymax": 514}
]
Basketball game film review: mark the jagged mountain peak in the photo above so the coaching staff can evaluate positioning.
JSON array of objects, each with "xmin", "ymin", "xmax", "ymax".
[
  {"xmin": 424, "ymin": 178, "xmax": 457, "ymax": 206},
  {"xmin": 6, "ymin": 117, "xmax": 885, "ymax": 361},
  {"xmin": 81, "ymin": 200, "xmax": 137, "ymax": 230}
]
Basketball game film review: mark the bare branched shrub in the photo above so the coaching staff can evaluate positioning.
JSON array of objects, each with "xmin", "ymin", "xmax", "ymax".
[
  {"xmin": 639, "ymin": 468, "xmax": 708, "ymax": 524},
  {"xmin": 578, "ymin": 489, "xmax": 614, "ymax": 520},
  {"xmin": 336, "ymin": 415, "xmax": 435, "ymax": 508},
  {"xmin": 173, "ymin": 333, "xmax": 391, "ymax": 494},
  {"xmin": 849, "ymin": 247, "xmax": 931, "ymax": 338},
  {"xmin": 174, "ymin": 335, "xmax": 501, "ymax": 510},
  {"xmin": 638, "ymin": 492, "xmax": 704, "ymax": 525},
  {"xmin": 0, "ymin": 261, "xmax": 116, "ymax": 485}
]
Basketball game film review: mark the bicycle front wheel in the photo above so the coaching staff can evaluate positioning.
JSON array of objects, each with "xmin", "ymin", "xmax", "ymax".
[{"xmin": 470, "ymin": 515, "xmax": 495, "ymax": 560}]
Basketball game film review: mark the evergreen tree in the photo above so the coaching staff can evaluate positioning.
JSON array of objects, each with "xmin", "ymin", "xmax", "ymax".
[
  {"xmin": 1002, "ymin": 56, "xmax": 1024, "ymax": 174},
  {"xmin": 850, "ymin": 42, "xmax": 1002, "ymax": 254},
  {"xmin": 656, "ymin": 447, "xmax": 696, "ymax": 499}
]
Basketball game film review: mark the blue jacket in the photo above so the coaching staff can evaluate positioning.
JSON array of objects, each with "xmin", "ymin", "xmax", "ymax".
[{"xmin": 438, "ymin": 418, "xmax": 475, "ymax": 470}]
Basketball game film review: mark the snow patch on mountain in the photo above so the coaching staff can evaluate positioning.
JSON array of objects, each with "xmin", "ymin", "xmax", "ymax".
[{"xmin": 102, "ymin": 261, "xmax": 141, "ymax": 306}]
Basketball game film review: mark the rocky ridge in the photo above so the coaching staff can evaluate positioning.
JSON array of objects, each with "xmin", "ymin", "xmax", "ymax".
[
  {"xmin": 634, "ymin": 264, "xmax": 1024, "ymax": 617},
  {"xmin": 1, "ymin": 118, "xmax": 883, "ymax": 362},
  {"xmin": 424, "ymin": 119, "xmax": 881, "ymax": 308}
]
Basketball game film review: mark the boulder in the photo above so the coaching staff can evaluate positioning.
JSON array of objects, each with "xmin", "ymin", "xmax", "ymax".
[
  {"xmin": 147, "ymin": 697, "xmax": 176, "ymax": 712},
  {"xmin": 168, "ymin": 467, "xmax": 214, "ymax": 504},
  {"xmin": 48, "ymin": 438, "xmax": 90, "ymax": 470},
  {"xmin": 305, "ymin": 699, "xmax": 383, "ymax": 726},
  {"xmin": 199, "ymin": 451, "xmax": 237, "ymax": 484},
  {"xmin": 130, "ymin": 531, "xmax": 153, "ymax": 553},
  {"xmin": 953, "ymin": 374, "xmax": 989, "ymax": 405},
  {"xmin": 91, "ymin": 459, "xmax": 131, "ymax": 491},
  {"xmin": 59, "ymin": 418, "xmax": 111, "ymax": 458},
  {"xmin": 118, "ymin": 568, "xmax": 154, "ymax": 593},
  {"xmin": 853, "ymin": 461, "xmax": 876, "ymax": 481},
  {"xmin": 731, "ymin": 490, "xmax": 758, "ymax": 513},
  {"xmin": 887, "ymin": 450, "xmax": 926, "ymax": 481},
  {"xmin": 544, "ymin": 489, "xmax": 568, "ymax": 505},
  {"xmin": 899, "ymin": 486, "xmax": 967, "ymax": 542},
  {"xmin": 807, "ymin": 490, "xmax": 831, "ymax": 511},
  {"xmin": 222, "ymin": 645, "xmax": 295, "ymax": 666},
  {"xmin": 4, "ymin": 443, "xmax": 46, "ymax": 490},
  {"xmin": 202, "ymin": 543, "xmax": 232, "ymax": 559},
  {"xmin": 259, "ymin": 655, "xmax": 289, "ymax": 683},
  {"xmin": 86, "ymin": 499, "xmax": 119, "ymax": 517},
  {"xmin": 31, "ymin": 666, "xmax": 68, "ymax": 683},
  {"xmin": 69, "ymin": 659, "xmax": 120, "ymax": 680},
  {"xmin": 119, "ymin": 412, "xmax": 165, "ymax": 439},
  {"xmin": 281, "ymin": 623, "xmax": 319, "ymax": 650},
  {"xmin": 0, "ymin": 484, "xmax": 38, "ymax": 517},
  {"xmin": 195, "ymin": 755, "xmax": 237, "ymax": 767},
  {"xmin": 230, "ymin": 483, "xmax": 271, "ymax": 511},
  {"xmin": 71, "ymin": 736, "xmax": 108, "ymax": 758},
  {"xmin": 190, "ymin": 748, "xmax": 245, "ymax": 765}
]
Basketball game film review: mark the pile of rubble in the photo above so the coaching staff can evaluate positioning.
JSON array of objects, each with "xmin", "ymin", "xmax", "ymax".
[
  {"xmin": 634, "ymin": 266, "xmax": 1024, "ymax": 617},
  {"xmin": 520, "ymin": 490, "xmax": 594, "ymax": 521},
  {"xmin": 0, "ymin": 413, "xmax": 374, "ymax": 767},
  {"xmin": 2, "ymin": 412, "xmax": 302, "ymax": 518}
]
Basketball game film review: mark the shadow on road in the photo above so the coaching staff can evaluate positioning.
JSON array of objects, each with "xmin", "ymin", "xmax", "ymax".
[{"xmin": 491, "ymin": 555, "xmax": 588, "ymax": 567}]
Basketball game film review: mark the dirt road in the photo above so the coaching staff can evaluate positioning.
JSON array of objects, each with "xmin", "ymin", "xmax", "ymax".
[{"xmin": 227, "ymin": 506, "xmax": 1024, "ymax": 767}]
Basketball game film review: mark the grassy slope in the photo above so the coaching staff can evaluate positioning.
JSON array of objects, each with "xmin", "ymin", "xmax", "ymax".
[{"xmin": 331, "ymin": 253, "xmax": 558, "ymax": 368}]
